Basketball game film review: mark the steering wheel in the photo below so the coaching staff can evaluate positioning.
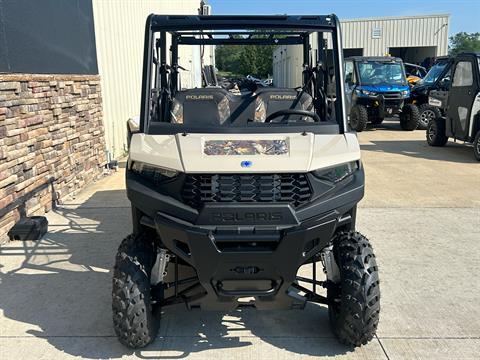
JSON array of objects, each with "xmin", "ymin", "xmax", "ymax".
[{"xmin": 265, "ymin": 109, "xmax": 321, "ymax": 123}]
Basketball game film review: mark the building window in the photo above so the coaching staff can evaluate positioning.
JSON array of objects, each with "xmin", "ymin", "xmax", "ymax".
[{"xmin": 372, "ymin": 27, "xmax": 382, "ymax": 39}]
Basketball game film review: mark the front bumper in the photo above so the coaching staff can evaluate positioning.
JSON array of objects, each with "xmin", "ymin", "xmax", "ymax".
[
  {"xmin": 126, "ymin": 169, "xmax": 364, "ymax": 310},
  {"xmin": 155, "ymin": 209, "xmax": 343, "ymax": 310},
  {"xmin": 356, "ymin": 96, "xmax": 405, "ymax": 117}
]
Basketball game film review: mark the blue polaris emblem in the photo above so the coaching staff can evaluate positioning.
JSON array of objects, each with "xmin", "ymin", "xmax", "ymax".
[{"xmin": 241, "ymin": 160, "xmax": 252, "ymax": 168}]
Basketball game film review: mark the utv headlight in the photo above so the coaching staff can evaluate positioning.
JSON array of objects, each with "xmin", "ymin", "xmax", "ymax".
[
  {"xmin": 401, "ymin": 90, "xmax": 410, "ymax": 97},
  {"xmin": 131, "ymin": 162, "xmax": 178, "ymax": 184},
  {"xmin": 313, "ymin": 161, "xmax": 358, "ymax": 183},
  {"xmin": 355, "ymin": 89, "xmax": 376, "ymax": 97}
]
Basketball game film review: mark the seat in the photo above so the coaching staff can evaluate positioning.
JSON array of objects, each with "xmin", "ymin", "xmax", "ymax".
[
  {"xmin": 253, "ymin": 88, "xmax": 314, "ymax": 122},
  {"xmin": 171, "ymin": 87, "xmax": 314, "ymax": 125},
  {"xmin": 171, "ymin": 88, "xmax": 231, "ymax": 126},
  {"xmin": 226, "ymin": 92, "xmax": 257, "ymax": 125}
]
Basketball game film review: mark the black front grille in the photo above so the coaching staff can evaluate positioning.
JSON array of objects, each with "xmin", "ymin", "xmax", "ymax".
[
  {"xmin": 382, "ymin": 92, "xmax": 402, "ymax": 99},
  {"xmin": 182, "ymin": 173, "xmax": 312, "ymax": 209}
]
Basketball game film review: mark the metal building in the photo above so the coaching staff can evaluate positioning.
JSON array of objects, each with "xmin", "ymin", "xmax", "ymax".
[
  {"xmin": 92, "ymin": 0, "xmax": 214, "ymax": 160},
  {"xmin": 273, "ymin": 14, "xmax": 450, "ymax": 87}
]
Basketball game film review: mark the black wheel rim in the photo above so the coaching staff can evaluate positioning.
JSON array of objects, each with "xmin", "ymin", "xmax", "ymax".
[
  {"xmin": 476, "ymin": 139, "xmax": 480, "ymax": 156},
  {"xmin": 421, "ymin": 109, "xmax": 435, "ymax": 126}
]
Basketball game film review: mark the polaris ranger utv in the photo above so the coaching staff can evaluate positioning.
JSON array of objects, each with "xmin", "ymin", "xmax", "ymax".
[
  {"xmin": 114, "ymin": 14, "xmax": 380, "ymax": 349},
  {"xmin": 345, "ymin": 56, "xmax": 419, "ymax": 132},
  {"xmin": 427, "ymin": 53, "xmax": 480, "ymax": 160}
]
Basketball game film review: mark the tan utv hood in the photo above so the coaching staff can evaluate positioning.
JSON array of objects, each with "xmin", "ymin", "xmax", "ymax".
[{"xmin": 129, "ymin": 132, "xmax": 361, "ymax": 173}]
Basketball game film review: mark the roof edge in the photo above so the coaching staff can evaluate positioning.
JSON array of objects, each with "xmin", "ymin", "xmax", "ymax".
[{"xmin": 341, "ymin": 13, "xmax": 450, "ymax": 23}]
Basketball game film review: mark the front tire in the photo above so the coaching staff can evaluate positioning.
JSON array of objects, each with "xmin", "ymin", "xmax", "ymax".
[
  {"xmin": 328, "ymin": 231, "xmax": 380, "ymax": 346},
  {"xmin": 400, "ymin": 104, "xmax": 420, "ymax": 131},
  {"xmin": 349, "ymin": 105, "xmax": 368, "ymax": 132},
  {"xmin": 426, "ymin": 117, "xmax": 448, "ymax": 147},
  {"xmin": 418, "ymin": 104, "xmax": 441, "ymax": 130},
  {"xmin": 474, "ymin": 130, "xmax": 480, "ymax": 161},
  {"xmin": 112, "ymin": 234, "xmax": 159, "ymax": 348}
]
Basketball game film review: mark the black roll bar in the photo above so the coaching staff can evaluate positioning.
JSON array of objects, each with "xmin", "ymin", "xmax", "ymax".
[{"xmin": 139, "ymin": 14, "xmax": 347, "ymax": 134}]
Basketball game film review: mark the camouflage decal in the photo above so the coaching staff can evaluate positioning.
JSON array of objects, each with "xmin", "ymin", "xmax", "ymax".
[
  {"xmin": 170, "ymin": 99, "xmax": 183, "ymax": 124},
  {"xmin": 302, "ymin": 97, "xmax": 315, "ymax": 122},
  {"xmin": 204, "ymin": 140, "xmax": 289, "ymax": 156},
  {"xmin": 254, "ymin": 97, "xmax": 266, "ymax": 122},
  {"xmin": 217, "ymin": 96, "xmax": 231, "ymax": 124}
]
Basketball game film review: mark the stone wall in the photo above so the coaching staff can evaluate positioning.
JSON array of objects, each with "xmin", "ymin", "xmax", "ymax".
[{"xmin": 0, "ymin": 74, "xmax": 107, "ymax": 243}]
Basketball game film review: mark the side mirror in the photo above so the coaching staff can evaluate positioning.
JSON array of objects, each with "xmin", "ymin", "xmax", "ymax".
[{"xmin": 438, "ymin": 76, "xmax": 450, "ymax": 89}]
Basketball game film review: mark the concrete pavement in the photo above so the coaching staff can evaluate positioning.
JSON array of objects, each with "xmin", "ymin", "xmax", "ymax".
[
  {"xmin": 1, "ymin": 120, "xmax": 479, "ymax": 359},
  {"xmin": 359, "ymin": 121, "xmax": 480, "ymax": 208}
]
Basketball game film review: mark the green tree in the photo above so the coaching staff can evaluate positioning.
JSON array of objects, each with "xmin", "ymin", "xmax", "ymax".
[
  {"xmin": 449, "ymin": 32, "xmax": 480, "ymax": 55},
  {"xmin": 215, "ymin": 43, "xmax": 275, "ymax": 77},
  {"xmin": 239, "ymin": 45, "xmax": 259, "ymax": 76},
  {"xmin": 256, "ymin": 44, "xmax": 275, "ymax": 76},
  {"xmin": 215, "ymin": 45, "xmax": 242, "ymax": 74}
]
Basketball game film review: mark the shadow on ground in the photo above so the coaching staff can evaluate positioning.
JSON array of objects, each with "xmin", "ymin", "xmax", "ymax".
[
  {"xmin": 0, "ymin": 190, "xmax": 352, "ymax": 359},
  {"xmin": 359, "ymin": 120, "xmax": 477, "ymax": 163},
  {"xmin": 363, "ymin": 119, "xmax": 406, "ymax": 132},
  {"xmin": 361, "ymin": 139, "xmax": 476, "ymax": 163}
]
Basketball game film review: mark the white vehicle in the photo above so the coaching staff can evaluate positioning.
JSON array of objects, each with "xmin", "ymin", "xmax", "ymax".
[{"xmin": 114, "ymin": 15, "xmax": 380, "ymax": 350}]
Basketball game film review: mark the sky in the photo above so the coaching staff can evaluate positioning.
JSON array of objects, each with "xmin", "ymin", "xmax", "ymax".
[{"xmin": 207, "ymin": 0, "xmax": 479, "ymax": 36}]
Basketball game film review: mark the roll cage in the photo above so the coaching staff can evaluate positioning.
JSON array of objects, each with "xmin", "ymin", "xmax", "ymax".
[{"xmin": 139, "ymin": 15, "xmax": 347, "ymax": 135}]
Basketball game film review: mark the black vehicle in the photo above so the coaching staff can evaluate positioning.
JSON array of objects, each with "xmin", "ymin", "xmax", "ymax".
[
  {"xmin": 114, "ymin": 15, "xmax": 380, "ymax": 350},
  {"xmin": 344, "ymin": 56, "xmax": 419, "ymax": 132},
  {"xmin": 427, "ymin": 53, "xmax": 480, "ymax": 160},
  {"xmin": 409, "ymin": 56, "xmax": 453, "ymax": 129}
]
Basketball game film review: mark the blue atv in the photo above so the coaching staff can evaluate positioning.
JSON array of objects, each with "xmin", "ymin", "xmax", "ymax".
[{"xmin": 344, "ymin": 56, "xmax": 420, "ymax": 132}]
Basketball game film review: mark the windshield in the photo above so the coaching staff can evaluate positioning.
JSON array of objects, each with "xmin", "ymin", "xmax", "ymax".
[
  {"xmin": 143, "ymin": 17, "xmax": 345, "ymax": 134},
  {"xmin": 421, "ymin": 61, "xmax": 449, "ymax": 85},
  {"xmin": 357, "ymin": 61, "xmax": 406, "ymax": 86}
]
